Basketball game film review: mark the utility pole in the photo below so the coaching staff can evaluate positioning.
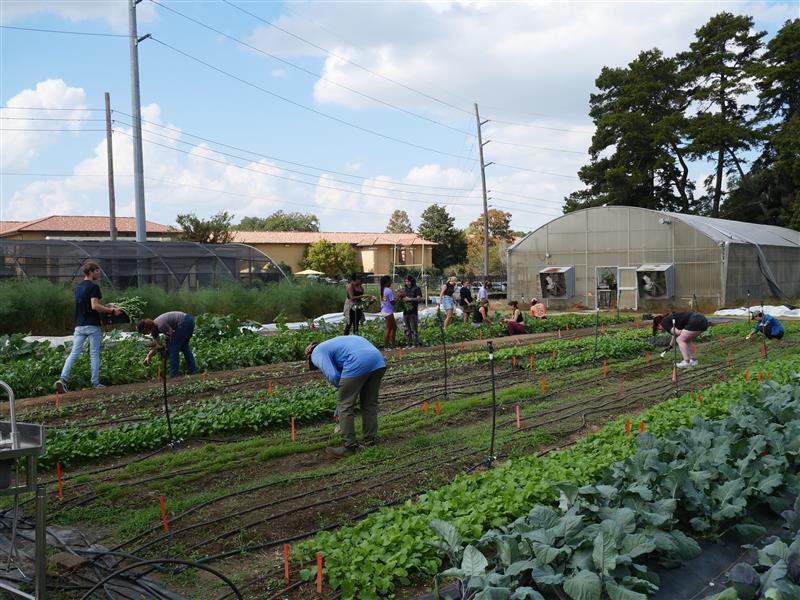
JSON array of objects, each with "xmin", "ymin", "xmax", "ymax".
[
  {"xmin": 474, "ymin": 103, "xmax": 492, "ymax": 280},
  {"xmin": 129, "ymin": 0, "xmax": 150, "ymax": 242},
  {"xmin": 104, "ymin": 92, "xmax": 117, "ymax": 241}
]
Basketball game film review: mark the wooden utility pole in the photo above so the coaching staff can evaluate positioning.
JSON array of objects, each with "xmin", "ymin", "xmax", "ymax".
[
  {"xmin": 474, "ymin": 103, "xmax": 491, "ymax": 279},
  {"xmin": 104, "ymin": 92, "xmax": 117, "ymax": 241}
]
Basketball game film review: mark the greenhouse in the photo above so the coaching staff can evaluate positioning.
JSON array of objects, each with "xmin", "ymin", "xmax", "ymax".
[
  {"xmin": 507, "ymin": 206, "xmax": 800, "ymax": 311},
  {"xmin": 0, "ymin": 239, "xmax": 287, "ymax": 289}
]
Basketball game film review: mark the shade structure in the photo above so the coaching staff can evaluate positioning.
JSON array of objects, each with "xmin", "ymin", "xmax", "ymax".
[
  {"xmin": 0, "ymin": 240, "xmax": 289, "ymax": 289},
  {"xmin": 294, "ymin": 269, "xmax": 325, "ymax": 276}
]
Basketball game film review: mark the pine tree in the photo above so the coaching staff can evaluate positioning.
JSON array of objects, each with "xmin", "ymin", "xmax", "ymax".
[{"xmin": 385, "ymin": 210, "xmax": 413, "ymax": 233}]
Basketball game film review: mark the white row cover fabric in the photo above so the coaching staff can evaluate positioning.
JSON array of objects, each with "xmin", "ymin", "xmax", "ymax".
[{"xmin": 713, "ymin": 305, "xmax": 800, "ymax": 318}]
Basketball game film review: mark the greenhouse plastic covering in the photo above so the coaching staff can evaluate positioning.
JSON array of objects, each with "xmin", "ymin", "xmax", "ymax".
[{"xmin": 0, "ymin": 239, "xmax": 286, "ymax": 289}]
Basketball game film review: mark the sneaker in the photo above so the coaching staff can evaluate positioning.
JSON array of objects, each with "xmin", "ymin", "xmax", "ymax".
[
  {"xmin": 325, "ymin": 445, "xmax": 357, "ymax": 459},
  {"xmin": 54, "ymin": 379, "xmax": 68, "ymax": 394},
  {"xmin": 93, "ymin": 384, "xmax": 106, "ymax": 389},
  {"xmin": 333, "ymin": 423, "xmax": 341, "ymax": 434},
  {"xmin": 384, "ymin": 347, "xmax": 393, "ymax": 352},
  {"xmin": 689, "ymin": 359, "xmax": 699, "ymax": 367},
  {"xmin": 676, "ymin": 360, "xmax": 693, "ymax": 368}
]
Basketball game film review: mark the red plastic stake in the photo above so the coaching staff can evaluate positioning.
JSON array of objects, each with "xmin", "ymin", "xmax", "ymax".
[
  {"xmin": 551, "ymin": 350, "xmax": 556, "ymax": 361},
  {"xmin": 283, "ymin": 543, "xmax": 290, "ymax": 584},
  {"xmin": 460, "ymin": 341, "xmax": 465, "ymax": 351},
  {"xmin": 423, "ymin": 401, "xmax": 429, "ymax": 414},
  {"xmin": 603, "ymin": 360, "xmax": 607, "ymax": 378},
  {"xmin": 159, "ymin": 495, "xmax": 169, "ymax": 533},
  {"xmin": 316, "ymin": 553, "xmax": 323, "ymax": 593},
  {"xmin": 268, "ymin": 381, "xmax": 273, "ymax": 395},
  {"xmin": 645, "ymin": 351, "xmax": 651, "ymax": 366},
  {"xmin": 760, "ymin": 345, "xmax": 766, "ymax": 358},
  {"xmin": 758, "ymin": 371, "xmax": 763, "ymax": 382},
  {"xmin": 541, "ymin": 376, "xmax": 546, "ymax": 395},
  {"xmin": 57, "ymin": 463, "xmax": 63, "ymax": 500},
  {"xmin": 718, "ymin": 335, "xmax": 724, "ymax": 347},
  {"xmin": 697, "ymin": 394, "xmax": 703, "ymax": 403},
  {"xmin": 625, "ymin": 419, "xmax": 631, "ymax": 436},
  {"xmin": 745, "ymin": 370, "xmax": 750, "ymax": 381},
  {"xmin": 529, "ymin": 357, "xmax": 533, "ymax": 371},
  {"xmin": 640, "ymin": 420, "xmax": 645, "ymax": 433},
  {"xmin": 291, "ymin": 417, "xmax": 296, "ymax": 442},
  {"xmin": 726, "ymin": 351, "xmax": 732, "ymax": 366},
  {"xmin": 435, "ymin": 400, "xmax": 440, "ymax": 416},
  {"xmin": 768, "ymin": 372, "xmax": 772, "ymax": 380},
  {"xmin": 672, "ymin": 366, "xmax": 677, "ymax": 383},
  {"xmin": 515, "ymin": 405, "xmax": 521, "ymax": 429},
  {"xmin": 512, "ymin": 356, "xmax": 517, "ymax": 367}
]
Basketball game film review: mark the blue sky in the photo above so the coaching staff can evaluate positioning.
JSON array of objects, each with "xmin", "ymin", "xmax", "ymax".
[{"xmin": 1, "ymin": 0, "xmax": 797, "ymax": 233}]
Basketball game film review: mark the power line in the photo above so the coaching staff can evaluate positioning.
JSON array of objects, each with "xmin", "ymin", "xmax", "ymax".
[
  {"xmin": 489, "ymin": 139, "xmax": 586, "ymax": 155},
  {"xmin": 492, "ymin": 195, "xmax": 565, "ymax": 208},
  {"xmin": 492, "ymin": 162, "xmax": 580, "ymax": 179},
  {"xmin": 114, "ymin": 117, "xmax": 480, "ymax": 200},
  {"xmin": 0, "ymin": 106, "xmax": 104, "ymax": 112},
  {"xmin": 148, "ymin": 36, "xmax": 477, "ymax": 163},
  {"xmin": 222, "ymin": 0, "xmax": 473, "ymax": 117},
  {"xmin": 490, "ymin": 203, "xmax": 561, "ymax": 217},
  {"xmin": 0, "ymin": 116, "xmax": 105, "ymax": 122},
  {"xmin": 487, "ymin": 117, "xmax": 594, "ymax": 135},
  {"xmin": 0, "ymin": 24, "xmax": 130, "ymax": 38},
  {"xmin": 114, "ymin": 128, "xmax": 484, "ymax": 207},
  {"xmin": 0, "ymin": 128, "xmax": 106, "ymax": 132},
  {"xmin": 150, "ymin": 0, "xmax": 473, "ymax": 138},
  {"xmin": 114, "ymin": 110, "xmax": 480, "ymax": 193}
]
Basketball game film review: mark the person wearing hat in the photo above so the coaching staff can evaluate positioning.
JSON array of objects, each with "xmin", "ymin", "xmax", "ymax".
[
  {"xmin": 305, "ymin": 336, "xmax": 387, "ymax": 458},
  {"xmin": 439, "ymin": 276, "xmax": 458, "ymax": 328},
  {"xmin": 138, "ymin": 311, "xmax": 198, "ymax": 377},
  {"xmin": 747, "ymin": 311, "xmax": 785, "ymax": 340}
]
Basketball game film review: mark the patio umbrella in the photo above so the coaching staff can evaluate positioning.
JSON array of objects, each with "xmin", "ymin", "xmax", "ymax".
[{"xmin": 294, "ymin": 269, "xmax": 325, "ymax": 276}]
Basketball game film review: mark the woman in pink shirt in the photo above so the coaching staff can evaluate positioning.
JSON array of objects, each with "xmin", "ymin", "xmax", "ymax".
[{"xmin": 379, "ymin": 275, "xmax": 397, "ymax": 351}]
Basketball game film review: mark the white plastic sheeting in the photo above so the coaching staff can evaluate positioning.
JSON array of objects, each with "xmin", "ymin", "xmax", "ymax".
[
  {"xmin": 250, "ymin": 306, "xmax": 458, "ymax": 333},
  {"xmin": 713, "ymin": 305, "xmax": 800, "ymax": 318}
]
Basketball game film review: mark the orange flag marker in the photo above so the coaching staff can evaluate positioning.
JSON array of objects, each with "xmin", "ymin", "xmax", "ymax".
[
  {"xmin": 435, "ymin": 400, "xmax": 440, "ymax": 416},
  {"xmin": 159, "ymin": 495, "xmax": 169, "ymax": 533},
  {"xmin": 316, "ymin": 553, "xmax": 324, "ymax": 593},
  {"xmin": 625, "ymin": 419, "xmax": 631, "ymax": 435},
  {"xmin": 284, "ymin": 543, "xmax": 290, "ymax": 584},
  {"xmin": 639, "ymin": 420, "xmax": 645, "ymax": 433},
  {"xmin": 515, "ymin": 405, "xmax": 521, "ymax": 429},
  {"xmin": 291, "ymin": 417, "xmax": 296, "ymax": 442}
]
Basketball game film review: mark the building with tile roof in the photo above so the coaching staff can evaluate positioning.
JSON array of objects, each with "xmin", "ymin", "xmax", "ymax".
[
  {"xmin": 231, "ymin": 231, "xmax": 435, "ymax": 276},
  {"xmin": 0, "ymin": 215, "xmax": 177, "ymax": 241}
]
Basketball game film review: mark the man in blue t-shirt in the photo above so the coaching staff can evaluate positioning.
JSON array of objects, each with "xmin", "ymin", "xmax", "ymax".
[
  {"xmin": 55, "ymin": 261, "xmax": 120, "ymax": 392},
  {"xmin": 305, "ymin": 336, "xmax": 387, "ymax": 458}
]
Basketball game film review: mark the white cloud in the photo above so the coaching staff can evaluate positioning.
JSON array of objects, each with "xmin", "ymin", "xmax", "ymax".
[
  {"xmin": 271, "ymin": 68, "xmax": 288, "ymax": 79},
  {"xmin": 1, "ymin": 79, "xmax": 90, "ymax": 169},
  {"xmin": 0, "ymin": 1, "xmax": 156, "ymax": 32}
]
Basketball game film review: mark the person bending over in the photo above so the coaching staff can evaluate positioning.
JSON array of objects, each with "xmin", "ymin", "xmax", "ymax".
[
  {"xmin": 653, "ymin": 311, "xmax": 708, "ymax": 368},
  {"xmin": 747, "ymin": 311, "xmax": 784, "ymax": 340},
  {"xmin": 306, "ymin": 336, "xmax": 387, "ymax": 458},
  {"xmin": 138, "ymin": 311, "xmax": 198, "ymax": 377}
]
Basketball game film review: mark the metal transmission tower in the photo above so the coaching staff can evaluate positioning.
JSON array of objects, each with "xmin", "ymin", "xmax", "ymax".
[
  {"xmin": 474, "ymin": 103, "xmax": 492, "ymax": 279},
  {"xmin": 129, "ymin": 0, "xmax": 150, "ymax": 242}
]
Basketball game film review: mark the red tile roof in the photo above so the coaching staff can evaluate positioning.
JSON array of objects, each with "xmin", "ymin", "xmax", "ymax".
[
  {"xmin": 231, "ymin": 231, "xmax": 435, "ymax": 246},
  {"xmin": 0, "ymin": 215, "xmax": 172, "ymax": 236}
]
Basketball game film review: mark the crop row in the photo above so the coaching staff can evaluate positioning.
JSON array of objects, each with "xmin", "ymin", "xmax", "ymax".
[
  {"xmin": 428, "ymin": 367, "xmax": 800, "ymax": 599},
  {"xmin": 37, "ymin": 328, "xmax": 653, "ymax": 468},
  {"xmin": 0, "ymin": 312, "xmax": 633, "ymax": 399},
  {"xmin": 295, "ymin": 351, "xmax": 800, "ymax": 597}
]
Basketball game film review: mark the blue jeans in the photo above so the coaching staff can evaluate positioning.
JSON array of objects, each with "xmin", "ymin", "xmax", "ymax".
[
  {"xmin": 60, "ymin": 325, "xmax": 102, "ymax": 387},
  {"xmin": 167, "ymin": 314, "xmax": 198, "ymax": 377}
]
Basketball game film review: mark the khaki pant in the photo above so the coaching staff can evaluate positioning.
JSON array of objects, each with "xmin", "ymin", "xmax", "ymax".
[{"xmin": 337, "ymin": 367, "xmax": 386, "ymax": 448}]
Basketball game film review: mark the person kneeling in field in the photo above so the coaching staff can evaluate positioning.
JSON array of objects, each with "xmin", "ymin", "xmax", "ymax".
[
  {"xmin": 747, "ymin": 311, "xmax": 785, "ymax": 340},
  {"xmin": 306, "ymin": 336, "xmax": 387, "ymax": 459},
  {"xmin": 137, "ymin": 311, "xmax": 199, "ymax": 377}
]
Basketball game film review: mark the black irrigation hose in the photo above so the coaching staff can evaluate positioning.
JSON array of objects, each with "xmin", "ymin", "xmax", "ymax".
[{"xmin": 77, "ymin": 558, "xmax": 243, "ymax": 600}]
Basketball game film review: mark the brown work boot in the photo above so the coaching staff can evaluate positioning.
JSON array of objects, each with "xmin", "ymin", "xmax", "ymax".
[{"xmin": 325, "ymin": 445, "xmax": 357, "ymax": 459}]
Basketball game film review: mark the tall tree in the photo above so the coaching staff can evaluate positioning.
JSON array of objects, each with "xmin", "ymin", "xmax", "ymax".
[
  {"xmin": 385, "ymin": 209, "xmax": 413, "ymax": 233},
  {"xmin": 417, "ymin": 205, "xmax": 467, "ymax": 270},
  {"xmin": 301, "ymin": 240, "xmax": 357, "ymax": 278},
  {"xmin": 680, "ymin": 12, "xmax": 766, "ymax": 217},
  {"xmin": 175, "ymin": 211, "xmax": 234, "ymax": 244},
  {"xmin": 237, "ymin": 211, "xmax": 320, "ymax": 232},
  {"xmin": 564, "ymin": 49, "xmax": 695, "ymax": 213},
  {"xmin": 723, "ymin": 19, "xmax": 800, "ymax": 229},
  {"xmin": 466, "ymin": 209, "xmax": 515, "ymax": 244}
]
